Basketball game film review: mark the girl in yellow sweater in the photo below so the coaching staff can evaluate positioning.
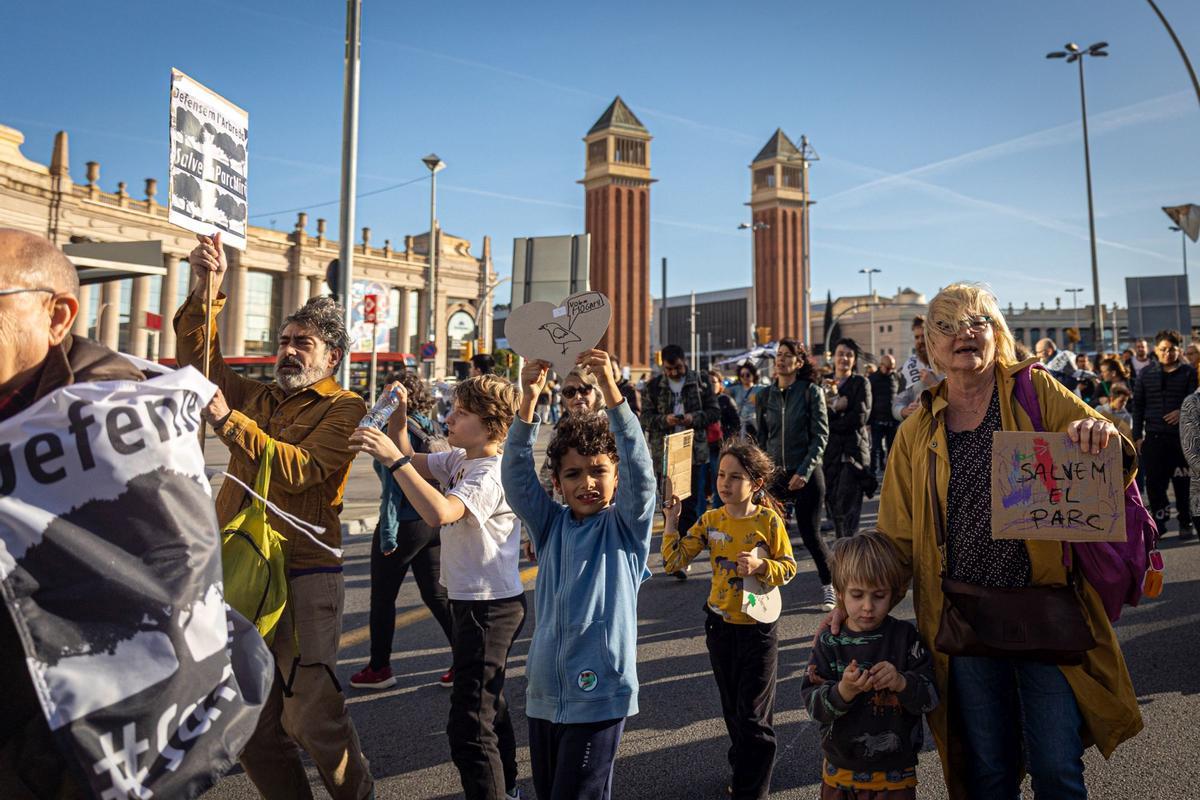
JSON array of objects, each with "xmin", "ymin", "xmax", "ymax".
[{"xmin": 662, "ymin": 441, "xmax": 796, "ymax": 800}]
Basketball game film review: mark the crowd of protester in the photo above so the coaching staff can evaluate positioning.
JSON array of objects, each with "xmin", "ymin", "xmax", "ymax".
[{"xmin": 1, "ymin": 227, "xmax": 1187, "ymax": 799}]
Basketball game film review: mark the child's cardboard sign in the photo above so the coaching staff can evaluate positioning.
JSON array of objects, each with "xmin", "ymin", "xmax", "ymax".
[
  {"xmin": 991, "ymin": 431, "xmax": 1125, "ymax": 542},
  {"xmin": 505, "ymin": 291, "xmax": 611, "ymax": 375},
  {"xmin": 663, "ymin": 430, "xmax": 694, "ymax": 501},
  {"xmin": 741, "ymin": 556, "xmax": 781, "ymax": 624}
]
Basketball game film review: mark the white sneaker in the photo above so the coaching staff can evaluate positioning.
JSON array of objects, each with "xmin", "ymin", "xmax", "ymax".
[
  {"xmin": 820, "ymin": 584, "xmax": 836, "ymax": 612},
  {"xmin": 505, "ymin": 789, "xmax": 521, "ymax": 800}
]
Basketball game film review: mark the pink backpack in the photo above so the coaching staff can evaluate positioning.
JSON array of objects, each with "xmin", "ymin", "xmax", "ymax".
[{"xmin": 1013, "ymin": 364, "xmax": 1161, "ymax": 622}]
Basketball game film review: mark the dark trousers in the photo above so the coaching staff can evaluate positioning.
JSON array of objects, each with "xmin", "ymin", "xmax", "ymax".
[
  {"xmin": 869, "ymin": 420, "xmax": 897, "ymax": 474},
  {"xmin": 448, "ymin": 594, "xmax": 527, "ymax": 800},
  {"xmin": 1142, "ymin": 431, "xmax": 1191, "ymax": 532},
  {"xmin": 705, "ymin": 610, "xmax": 778, "ymax": 800},
  {"xmin": 824, "ymin": 460, "xmax": 865, "ymax": 539},
  {"xmin": 528, "ymin": 717, "xmax": 626, "ymax": 800},
  {"xmin": 771, "ymin": 470, "xmax": 833, "ymax": 585},
  {"xmin": 368, "ymin": 521, "xmax": 453, "ymax": 669},
  {"xmin": 951, "ymin": 656, "xmax": 1086, "ymax": 799}
]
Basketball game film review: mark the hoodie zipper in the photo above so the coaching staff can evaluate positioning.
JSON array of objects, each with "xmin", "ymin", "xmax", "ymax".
[{"xmin": 555, "ymin": 515, "xmax": 573, "ymax": 723}]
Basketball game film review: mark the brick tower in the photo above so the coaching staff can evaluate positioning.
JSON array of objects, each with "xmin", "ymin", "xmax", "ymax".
[
  {"xmin": 581, "ymin": 97, "xmax": 653, "ymax": 371},
  {"xmin": 748, "ymin": 129, "xmax": 813, "ymax": 346}
]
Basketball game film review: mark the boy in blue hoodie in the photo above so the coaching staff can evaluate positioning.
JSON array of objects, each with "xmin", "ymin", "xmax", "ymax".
[{"xmin": 502, "ymin": 350, "xmax": 656, "ymax": 800}]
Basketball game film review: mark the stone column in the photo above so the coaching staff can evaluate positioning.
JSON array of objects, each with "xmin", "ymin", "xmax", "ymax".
[
  {"xmin": 293, "ymin": 273, "xmax": 311, "ymax": 309},
  {"xmin": 72, "ymin": 283, "xmax": 92, "ymax": 337},
  {"xmin": 308, "ymin": 275, "xmax": 324, "ymax": 299},
  {"xmin": 159, "ymin": 254, "xmax": 182, "ymax": 358},
  {"xmin": 227, "ymin": 263, "xmax": 248, "ymax": 357},
  {"xmin": 100, "ymin": 280, "xmax": 120, "ymax": 351},
  {"xmin": 396, "ymin": 287, "xmax": 411, "ymax": 353},
  {"xmin": 433, "ymin": 290, "xmax": 449, "ymax": 379},
  {"xmin": 129, "ymin": 276, "xmax": 151, "ymax": 358}
]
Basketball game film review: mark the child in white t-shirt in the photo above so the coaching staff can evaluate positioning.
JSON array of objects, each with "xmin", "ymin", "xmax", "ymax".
[{"xmin": 352, "ymin": 374, "xmax": 525, "ymax": 800}]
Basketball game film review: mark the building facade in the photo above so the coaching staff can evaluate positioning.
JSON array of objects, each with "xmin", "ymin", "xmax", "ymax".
[
  {"xmin": 0, "ymin": 122, "xmax": 495, "ymax": 379},
  {"xmin": 582, "ymin": 97, "xmax": 653, "ymax": 371},
  {"xmin": 810, "ymin": 288, "xmax": 928, "ymax": 362},
  {"xmin": 749, "ymin": 129, "xmax": 813, "ymax": 346},
  {"xmin": 652, "ymin": 287, "xmax": 754, "ymax": 370}
]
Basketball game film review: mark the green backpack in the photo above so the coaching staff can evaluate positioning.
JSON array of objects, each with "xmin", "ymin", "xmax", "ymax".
[{"xmin": 221, "ymin": 440, "xmax": 288, "ymax": 644}]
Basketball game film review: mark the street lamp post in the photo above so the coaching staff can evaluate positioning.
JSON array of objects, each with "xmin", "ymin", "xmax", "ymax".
[
  {"xmin": 336, "ymin": 0, "xmax": 362, "ymax": 388},
  {"xmin": 1047, "ymin": 41, "xmax": 1109, "ymax": 351},
  {"xmin": 422, "ymin": 153, "xmax": 445, "ymax": 379},
  {"xmin": 859, "ymin": 267, "xmax": 881, "ymax": 356},
  {"xmin": 738, "ymin": 221, "xmax": 769, "ymax": 347},
  {"xmin": 1065, "ymin": 287, "xmax": 1084, "ymax": 342}
]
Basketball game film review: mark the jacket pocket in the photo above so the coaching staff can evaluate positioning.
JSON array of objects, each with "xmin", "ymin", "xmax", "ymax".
[{"xmin": 563, "ymin": 619, "xmax": 622, "ymax": 701}]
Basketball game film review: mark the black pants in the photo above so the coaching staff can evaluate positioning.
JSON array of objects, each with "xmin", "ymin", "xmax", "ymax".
[
  {"xmin": 368, "ymin": 521, "xmax": 453, "ymax": 669},
  {"xmin": 870, "ymin": 421, "xmax": 897, "ymax": 474},
  {"xmin": 705, "ymin": 610, "xmax": 778, "ymax": 800},
  {"xmin": 448, "ymin": 594, "xmax": 527, "ymax": 800},
  {"xmin": 528, "ymin": 717, "xmax": 625, "ymax": 800},
  {"xmin": 1142, "ymin": 431, "xmax": 1192, "ymax": 532},
  {"xmin": 771, "ymin": 470, "xmax": 832, "ymax": 585},
  {"xmin": 824, "ymin": 460, "xmax": 865, "ymax": 539}
]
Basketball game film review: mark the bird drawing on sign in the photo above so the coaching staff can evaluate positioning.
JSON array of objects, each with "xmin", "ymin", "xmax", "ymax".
[{"xmin": 540, "ymin": 321, "xmax": 582, "ymax": 354}]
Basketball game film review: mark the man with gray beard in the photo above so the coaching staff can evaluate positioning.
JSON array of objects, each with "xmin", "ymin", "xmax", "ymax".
[{"xmin": 176, "ymin": 233, "xmax": 373, "ymax": 800}]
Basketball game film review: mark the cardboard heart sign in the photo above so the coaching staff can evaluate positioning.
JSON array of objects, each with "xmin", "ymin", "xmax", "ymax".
[
  {"xmin": 741, "ymin": 573, "xmax": 782, "ymax": 623},
  {"xmin": 506, "ymin": 291, "xmax": 612, "ymax": 375}
]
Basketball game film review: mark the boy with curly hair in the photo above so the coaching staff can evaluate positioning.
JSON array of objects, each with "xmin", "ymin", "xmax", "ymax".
[
  {"xmin": 352, "ymin": 373, "xmax": 526, "ymax": 800},
  {"xmin": 502, "ymin": 350, "xmax": 656, "ymax": 800}
]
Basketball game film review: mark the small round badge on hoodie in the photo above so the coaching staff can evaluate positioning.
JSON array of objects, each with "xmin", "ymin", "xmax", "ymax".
[{"xmin": 577, "ymin": 670, "xmax": 598, "ymax": 692}]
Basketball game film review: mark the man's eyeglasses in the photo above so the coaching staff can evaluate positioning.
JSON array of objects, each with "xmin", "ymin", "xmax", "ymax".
[
  {"xmin": 932, "ymin": 315, "xmax": 993, "ymax": 336},
  {"xmin": 0, "ymin": 287, "xmax": 56, "ymax": 298},
  {"xmin": 562, "ymin": 385, "xmax": 594, "ymax": 399}
]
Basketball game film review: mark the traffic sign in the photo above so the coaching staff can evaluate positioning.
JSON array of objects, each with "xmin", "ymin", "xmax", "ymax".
[
  {"xmin": 363, "ymin": 293, "xmax": 378, "ymax": 324},
  {"xmin": 420, "ymin": 341, "xmax": 437, "ymax": 360}
]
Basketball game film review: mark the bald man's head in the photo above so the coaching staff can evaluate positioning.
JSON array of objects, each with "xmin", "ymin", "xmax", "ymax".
[{"xmin": 0, "ymin": 228, "xmax": 79, "ymax": 297}]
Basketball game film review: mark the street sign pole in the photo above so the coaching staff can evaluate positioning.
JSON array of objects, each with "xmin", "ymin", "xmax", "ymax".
[{"xmin": 370, "ymin": 320, "xmax": 378, "ymax": 406}]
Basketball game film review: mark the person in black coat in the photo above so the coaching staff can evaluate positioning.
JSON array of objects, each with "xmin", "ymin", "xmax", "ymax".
[
  {"xmin": 823, "ymin": 338, "xmax": 872, "ymax": 539},
  {"xmin": 867, "ymin": 353, "xmax": 900, "ymax": 476},
  {"xmin": 1133, "ymin": 329, "xmax": 1198, "ymax": 539}
]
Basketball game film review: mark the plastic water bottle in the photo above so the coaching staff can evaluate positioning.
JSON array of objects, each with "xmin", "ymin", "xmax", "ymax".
[{"xmin": 359, "ymin": 387, "xmax": 401, "ymax": 428}]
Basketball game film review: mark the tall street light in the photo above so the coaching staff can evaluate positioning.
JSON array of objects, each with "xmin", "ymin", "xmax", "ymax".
[
  {"xmin": 422, "ymin": 153, "xmax": 445, "ymax": 379},
  {"xmin": 1065, "ymin": 287, "xmax": 1084, "ymax": 340},
  {"xmin": 1048, "ymin": 40, "xmax": 1109, "ymax": 350},
  {"xmin": 739, "ymin": 221, "xmax": 769, "ymax": 347},
  {"xmin": 336, "ymin": 0, "xmax": 362, "ymax": 387},
  {"xmin": 859, "ymin": 267, "xmax": 881, "ymax": 356}
]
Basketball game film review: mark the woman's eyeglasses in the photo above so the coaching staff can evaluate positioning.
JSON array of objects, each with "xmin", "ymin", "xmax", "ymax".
[
  {"xmin": 932, "ymin": 314, "xmax": 993, "ymax": 336},
  {"xmin": 562, "ymin": 385, "xmax": 594, "ymax": 399}
]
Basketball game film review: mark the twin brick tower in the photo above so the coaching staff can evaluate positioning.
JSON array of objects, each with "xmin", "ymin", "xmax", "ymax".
[{"xmin": 581, "ymin": 97, "xmax": 813, "ymax": 371}]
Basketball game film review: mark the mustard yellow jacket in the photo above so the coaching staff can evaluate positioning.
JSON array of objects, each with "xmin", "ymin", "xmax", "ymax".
[{"xmin": 878, "ymin": 359, "xmax": 1142, "ymax": 798}]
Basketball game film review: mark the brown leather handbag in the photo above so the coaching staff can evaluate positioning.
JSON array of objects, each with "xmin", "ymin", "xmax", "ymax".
[{"xmin": 927, "ymin": 416, "xmax": 1096, "ymax": 665}]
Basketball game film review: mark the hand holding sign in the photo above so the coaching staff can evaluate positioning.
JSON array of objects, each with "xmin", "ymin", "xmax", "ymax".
[
  {"xmin": 506, "ymin": 291, "xmax": 612, "ymax": 376},
  {"xmin": 188, "ymin": 233, "xmax": 227, "ymax": 298},
  {"xmin": 991, "ymin": 430, "xmax": 1125, "ymax": 542}
]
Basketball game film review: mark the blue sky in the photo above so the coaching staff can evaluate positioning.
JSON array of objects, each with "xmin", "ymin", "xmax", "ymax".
[{"xmin": 5, "ymin": 0, "xmax": 1199, "ymax": 310}]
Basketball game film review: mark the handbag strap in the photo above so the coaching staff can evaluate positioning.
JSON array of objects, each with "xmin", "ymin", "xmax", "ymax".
[
  {"xmin": 251, "ymin": 439, "xmax": 276, "ymax": 510},
  {"xmin": 927, "ymin": 415, "xmax": 950, "ymax": 573}
]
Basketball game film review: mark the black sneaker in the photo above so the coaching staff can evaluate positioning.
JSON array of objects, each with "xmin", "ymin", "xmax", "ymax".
[{"xmin": 1180, "ymin": 523, "xmax": 1196, "ymax": 541}]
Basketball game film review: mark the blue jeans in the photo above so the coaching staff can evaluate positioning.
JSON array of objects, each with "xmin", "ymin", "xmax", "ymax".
[{"xmin": 951, "ymin": 656, "xmax": 1087, "ymax": 799}]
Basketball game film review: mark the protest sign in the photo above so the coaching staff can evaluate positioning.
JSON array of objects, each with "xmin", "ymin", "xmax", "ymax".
[
  {"xmin": 991, "ymin": 431, "xmax": 1125, "ymax": 542},
  {"xmin": 504, "ymin": 290, "xmax": 611, "ymax": 375},
  {"xmin": 741, "ymin": 573, "xmax": 781, "ymax": 623},
  {"xmin": 168, "ymin": 69, "xmax": 249, "ymax": 250},
  {"xmin": 0, "ymin": 367, "xmax": 272, "ymax": 799},
  {"xmin": 663, "ymin": 429, "xmax": 694, "ymax": 502}
]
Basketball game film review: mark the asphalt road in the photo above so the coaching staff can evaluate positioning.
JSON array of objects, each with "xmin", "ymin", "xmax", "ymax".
[{"xmin": 200, "ymin": 439, "xmax": 1200, "ymax": 799}]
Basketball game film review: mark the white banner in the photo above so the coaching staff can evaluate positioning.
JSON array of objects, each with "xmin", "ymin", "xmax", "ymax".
[{"xmin": 0, "ymin": 367, "xmax": 271, "ymax": 799}]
